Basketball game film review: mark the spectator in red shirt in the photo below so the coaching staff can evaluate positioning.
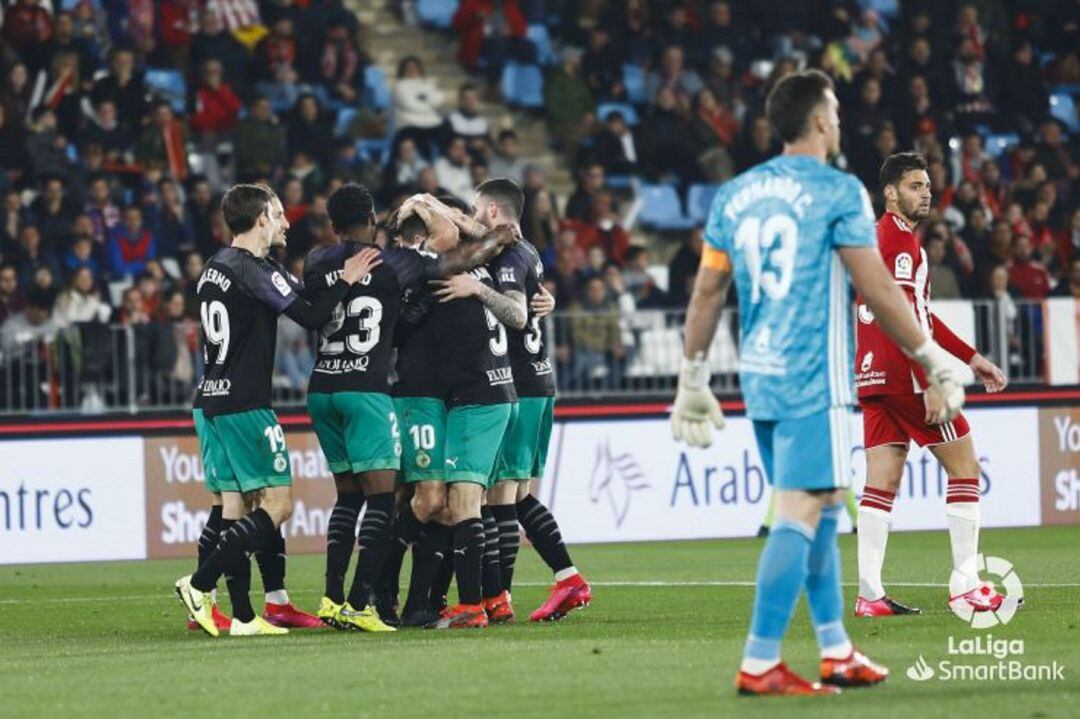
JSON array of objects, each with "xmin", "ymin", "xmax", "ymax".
[
  {"xmin": 107, "ymin": 205, "xmax": 157, "ymax": 280},
  {"xmin": 452, "ymin": 0, "xmax": 526, "ymax": 75},
  {"xmin": 1008, "ymin": 234, "xmax": 1054, "ymax": 299},
  {"xmin": 190, "ymin": 59, "xmax": 242, "ymax": 137},
  {"xmin": 570, "ymin": 190, "xmax": 630, "ymax": 265},
  {"xmin": 4, "ymin": 0, "xmax": 53, "ymax": 72},
  {"xmin": 256, "ymin": 16, "xmax": 297, "ymax": 82}
]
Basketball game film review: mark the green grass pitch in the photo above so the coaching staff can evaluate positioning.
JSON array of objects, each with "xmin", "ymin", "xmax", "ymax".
[{"xmin": 1, "ymin": 526, "xmax": 1077, "ymax": 718}]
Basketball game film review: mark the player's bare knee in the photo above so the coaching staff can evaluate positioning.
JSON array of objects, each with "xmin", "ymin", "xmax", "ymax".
[
  {"xmin": 488, "ymin": 480, "xmax": 518, "ymax": 505},
  {"xmin": 413, "ymin": 483, "xmax": 446, "ymax": 521}
]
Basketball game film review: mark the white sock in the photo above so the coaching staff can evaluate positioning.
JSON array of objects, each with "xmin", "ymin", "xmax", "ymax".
[
  {"xmin": 740, "ymin": 657, "xmax": 780, "ymax": 675},
  {"xmin": 857, "ymin": 506, "xmax": 891, "ymax": 600},
  {"xmin": 946, "ymin": 501, "xmax": 980, "ymax": 594},
  {"xmin": 821, "ymin": 639, "xmax": 854, "ymax": 661},
  {"xmin": 265, "ymin": 589, "xmax": 290, "ymax": 605},
  {"xmin": 554, "ymin": 567, "xmax": 578, "ymax": 582}
]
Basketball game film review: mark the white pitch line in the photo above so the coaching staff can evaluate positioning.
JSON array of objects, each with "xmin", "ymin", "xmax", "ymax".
[{"xmin": 0, "ymin": 580, "xmax": 1077, "ymax": 605}]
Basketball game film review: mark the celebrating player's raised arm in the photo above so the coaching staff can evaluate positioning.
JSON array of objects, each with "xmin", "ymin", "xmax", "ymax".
[{"xmin": 671, "ymin": 246, "xmax": 731, "ymax": 448}]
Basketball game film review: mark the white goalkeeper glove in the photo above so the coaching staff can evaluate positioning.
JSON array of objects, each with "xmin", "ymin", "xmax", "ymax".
[
  {"xmin": 912, "ymin": 339, "xmax": 966, "ymax": 422},
  {"xmin": 670, "ymin": 355, "xmax": 725, "ymax": 448}
]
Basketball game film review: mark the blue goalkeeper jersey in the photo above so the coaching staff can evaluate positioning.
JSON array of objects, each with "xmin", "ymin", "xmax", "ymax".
[{"xmin": 704, "ymin": 155, "xmax": 877, "ymax": 421}]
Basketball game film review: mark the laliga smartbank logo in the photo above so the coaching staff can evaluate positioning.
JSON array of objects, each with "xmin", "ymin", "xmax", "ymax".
[{"xmin": 905, "ymin": 555, "xmax": 1065, "ymax": 684}]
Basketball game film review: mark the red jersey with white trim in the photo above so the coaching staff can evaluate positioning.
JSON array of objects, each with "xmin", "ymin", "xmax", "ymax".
[{"xmin": 855, "ymin": 212, "xmax": 931, "ymax": 398}]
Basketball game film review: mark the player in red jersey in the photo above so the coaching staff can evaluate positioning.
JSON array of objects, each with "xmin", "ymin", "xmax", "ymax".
[{"xmin": 854, "ymin": 153, "xmax": 1007, "ymax": 617}]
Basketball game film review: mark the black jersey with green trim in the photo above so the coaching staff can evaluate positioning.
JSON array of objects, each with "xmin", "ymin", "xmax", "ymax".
[
  {"xmin": 304, "ymin": 242, "xmax": 440, "ymax": 394},
  {"xmin": 392, "ymin": 288, "xmax": 443, "ymax": 399},
  {"xmin": 194, "ymin": 247, "xmax": 298, "ymax": 416},
  {"xmin": 431, "ymin": 265, "xmax": 517, "ymax": 407},
  {"xmin": 490, "ymin": 239, "xmax": 555, "ymax": 397}
]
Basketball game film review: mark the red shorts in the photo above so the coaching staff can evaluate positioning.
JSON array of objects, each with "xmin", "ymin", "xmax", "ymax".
[{"xmin": 860, "ymin": 394, "xmax": 971, "ymax": 449}]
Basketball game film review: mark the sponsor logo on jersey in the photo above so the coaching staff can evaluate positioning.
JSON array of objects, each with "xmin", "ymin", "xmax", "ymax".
[
  {"xmin": 486, "ymin": 366, "xmax": 514, "ymax": 385},
  {"xmin": 895, "ymin": 252, "xmax": 914, "ymax": 280},
  {"xmin": 313, "ymin": 356, "xmax": 372, "ymax": 374},
  {"xmin": 271, "ymin": 271, "xmax": 292, "ymax": 297},
  {"xmin": 416, "ymin": 451, "xmax": 430, "ymax": 469},
  {"xmin": 201, "ymin": 379, "xmax": 232, "ymax": 396},
  {"xmin": 858, "ymin": 304, "xmax": 875, "ymax": 324},
  {"xmin": 531, "ymin": 358, "xmax": 553, "ymax": 375},
  {"xmin": 273, "ymin": 454, "xmax": 288, "ymax": 473},
  {"xmin": 861, "ymin": 352, "xmax": 874, "ymax": 373},
  {"xmin": 499, "ymin": 267, "xmax": 516, "ymax": 284}
]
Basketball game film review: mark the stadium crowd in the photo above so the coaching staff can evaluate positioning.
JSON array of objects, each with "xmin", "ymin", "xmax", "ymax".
[{"xmin": 0, "ymin": 0, "xmax": 1076, "ymax": 409}]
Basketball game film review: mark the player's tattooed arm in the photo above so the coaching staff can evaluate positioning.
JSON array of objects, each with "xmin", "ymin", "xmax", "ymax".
[
  {"xmin": 432, "ymin": 275, "xmax": 528, "ymax": 329},
  {"xmin": 404, "ymin": 194, "xmax": 488, "ymax": 240},
  {"xmin": 437, "ymin": 226, "xmax": 520, "ymax": 276},
  {"xmin": 476, "ymin": 285, "xmax": 527, "ymax": 329}
]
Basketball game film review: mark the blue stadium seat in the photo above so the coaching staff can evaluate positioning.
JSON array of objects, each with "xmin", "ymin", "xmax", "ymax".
[
  {"xmin": 686, "ymin": 184, "xmax": 721, "ymax": 223},
  {"xmin": 597, "ymin": 102, "xmax": 639, "ymax": 126},
  {"xmin": 144, "ymin": 69, "xmax": 186, "ymax": 114},
  {"xmin": 364, "ymin": 65, "xmax": 392, "ymax": 111},
  {"xmin": 638, "ymin": 184, "xmax": 695, "ymax": 230},
  {"xmin": 862, "ymin": 0, "xmax": 899, "ymax": 20},
  {"xmin": 356, "ymin": 137, "xmax": 391, "ymax": 166},
  {"xmin": 984, "ymin": 133, "xmax": 1020, "ymax": 159},
  {"xmin": 500, "ymin": 62, "xmax": 544, "ymax": 108},
  {"xmin": 334, "ymin": 108, "xmax": 358, "ymax": 137},
  {"xmin": 606, "ymin": 175, "xmax": 633, "ymax": 189},
  {"xmin": 622, "ymin": 63, "xmax": 647, "ymax": 105},
  {"xmin": 1049, "ymin": 92, "xmax": 1079, "ymax": 133},
  {"xmin": 527, "ymin": 24, "xmax": 556, "ymax": 65},
  {"xmin": 416, "ymin": 0, "xmax": 458, "ymax": 28}
]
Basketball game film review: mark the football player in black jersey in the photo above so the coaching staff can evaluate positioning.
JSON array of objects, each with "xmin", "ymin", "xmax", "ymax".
[
  {"xmin": 309, "ymin": 184, "xmax": 515, "ymax": 631},
  {"xmin": 176, "ymin": 184, "xmax": 380, "ymax": 637},
  {"xmin": 425, "ymin": 180, "xmax": 593, "ymax": 623},
  {"xmin": 186, "ymin": 195, "xmax": 325, "ymax": 632}
]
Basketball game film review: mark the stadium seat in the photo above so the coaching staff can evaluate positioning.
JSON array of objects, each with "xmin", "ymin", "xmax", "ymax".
[
  {"xmin": 334, "ymin": 108, "xmax": 358, "ymax": 137},
  {"xmin": 144, "ymin": 69, "xmax": 186, "ymax": 114},
  {"xmin": 984, "ymin": 133, "xmax": 1020, "ymax": 159},
  {"xmin": 364, "ymin": 65, "xmax": 392, "ymax": 112},
  {"xmin": 687, "ymin": 183, "xmax": 721, "ymax": 223},
  {"xmin": 606, "ymin": 175, "xmax": 633, "ymax": 189},
  {"xmin": 416, "ymin": 0, "xmax": 457, "ymax": 28},
  {"xmin": 1049, "ymin": 92, "xmax": 1079, "ymax": 133},
  {"xmin": 622, "ymin": 63, "xmax": 647, "ymax": 105},
  {"xmin": 597, "ymin": 102, "xmax": 639, "ymax": 126},
  {"xmin": 500, "ymin": 62, "xmax": 544, "ymax": 108},
  {"xmin": 637, "ymin": 184, "xmax": 695, "ymax": 230},
  {"xmin": 527, "ymin": 24, "xmax": 556, "ymax": 65}
]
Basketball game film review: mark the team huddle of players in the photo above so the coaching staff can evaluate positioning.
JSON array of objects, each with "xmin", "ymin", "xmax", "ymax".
[{"xmin": 175, "ymin": 178, "xmax": 591, "ymax": 636}]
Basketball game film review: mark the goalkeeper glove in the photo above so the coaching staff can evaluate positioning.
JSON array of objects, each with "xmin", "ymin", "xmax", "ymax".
[
  {"xmin": 912, "ymin": 339, "xmax": 966, "ymax": 422},
  {"xmin": 670, "ymin": 355, "xmax": 725, "ymax": 448}
]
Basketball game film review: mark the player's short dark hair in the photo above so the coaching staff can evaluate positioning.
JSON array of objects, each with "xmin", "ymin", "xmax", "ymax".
[
  {"xmin": 399, "ymin": 213, "xmax": 428, "ymax": 241},
  {"xmin": 879, "ymin": 152, "xmax": 929, "ymax": 190},
  {"xmin": 221, "ymin": 183, "xmax": 273, "ymax": 235},
  {"xmin": 476, "ymin": 178, "xmax": 524, "ymax": 220},
  {"xmin": 765, "ymin": 69, "xmax": 835, "ymax": 144},
  {"xmin": 327, "ymin": 182, "xmax": 375, "ymax": 233},
  {"xmin": 438, "ymin": 195, "xmax": 471, "ymax": 213}
]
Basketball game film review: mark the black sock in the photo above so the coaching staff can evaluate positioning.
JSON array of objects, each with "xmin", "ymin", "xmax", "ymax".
[
  {"xmin": 325, "ymin": 491, "xmax": 365, "ymax": 604},
  {"xmin": 378, "ymin": 535, "xmax": 408, "ymax": 607},
  {"xmin": 490, "ymin": 504, "xmax": 520, "ymax": 592},
  {"xmin": 197, "ymin": 505, "xmax": 223, "ymax": 570},
  {"xmin": 255, "ymin": 528, "xmax": 286, "ymax": 596},
  {"xmin": 452, "ymin": 518, "xmax": 485, "ymax": 606},
  {"xmin": 480, "ymin": 506, "xmax": 502, "ymax": 599},
  {"xmin": 192, "ymin": 508, "xmax": 276, "ymax": 593},
  {"xmin": 516, "ymin": 494, "xmax": 573, "ymax": 573},
  {"xmin": 220, "ymin": 518, "xmax": 255, "ymax": 623},
  {"xmin": 404, "ymin": 522, "xmax": 450, "ymax": 614},
  {"xmin": 346, "ymin": 492, "xmax": 396, "ymax": 608},
  {"xmin": 430, "ymin": 531, "xmax": 455, "ymax": 611}
]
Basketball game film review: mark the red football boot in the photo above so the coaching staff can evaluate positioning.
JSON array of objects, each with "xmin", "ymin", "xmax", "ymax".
[
  {"xmin": 530, "ymin": 573, "xmax": 592, "ymax": 622},
  {"xmin": 263, "ymin": 602, "xmax": 325, "ymax": 628},
  {"xmin": 854, "ymin": 595, "xmax": 921, "ymax": 617},
  {"xmin": 433, "ymin": 603, "xmax": 489, "ymax": 629},
  {"xmin": 820, "ymin": 648, "xmax": 889, "ymax": 688},
  {"xmin": 950, "ymin": 581, "xmax": 1006, "ymax": 612},
  {"xmin": 484, "ymin": 590, "xmax": 515, "ymax": 624},
  {"xmin": 736, "ymin": 662, "xmax": 841, "ymax": 696},
  {"xmin": 188, "ymin": 604, "xmax": 231, "ymax": 632}
]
